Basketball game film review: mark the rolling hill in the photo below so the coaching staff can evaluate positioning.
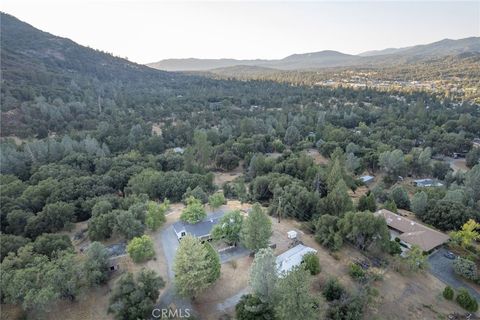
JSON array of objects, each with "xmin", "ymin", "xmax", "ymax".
[{"xmin": 148, "ymin": 37, "xmax": 480, "ymax": 71}]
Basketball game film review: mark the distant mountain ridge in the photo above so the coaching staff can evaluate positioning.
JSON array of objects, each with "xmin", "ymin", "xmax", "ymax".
[{"xmin": 148, "ymin": 37, "xmax": 480, "ymax": 71}]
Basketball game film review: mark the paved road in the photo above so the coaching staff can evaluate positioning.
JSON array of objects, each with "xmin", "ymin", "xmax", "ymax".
[{"xmin": 428, "ymin": 248, "xmax": 480, "ymax": 301}]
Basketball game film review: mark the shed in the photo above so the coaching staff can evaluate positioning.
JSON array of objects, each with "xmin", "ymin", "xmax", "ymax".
[{"xmin": 287, "ymin": 230, "xmax": 298, "ymax": 239}]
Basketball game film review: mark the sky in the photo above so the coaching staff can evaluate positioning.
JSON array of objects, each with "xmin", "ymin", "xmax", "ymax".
[{"xmin": 2, "ymin": 0, "xmax": 479, "ymax": 64}]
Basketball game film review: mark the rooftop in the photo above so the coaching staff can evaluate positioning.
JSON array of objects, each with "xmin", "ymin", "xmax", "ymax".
[
  {"xmin": 276, "ymin": 244, "xmax": 317, "ymax": 275},
  {"xmin": 375, "ymin": 209, "xmax": 449, "ymax": 251},
  {"xmin": 360, "ymin": 175, "xmax": 374, "ymax": 183},
  {"xmin": 105, "ymin": 242, "xmax": 127, "ymax": 258},
  {"xmin": 413, "ymin": 178, "xmax": 443, "ymax": 187},
  {"xmin": 173, "ymin": 210, "xmax": 225, "ymax": 238}
]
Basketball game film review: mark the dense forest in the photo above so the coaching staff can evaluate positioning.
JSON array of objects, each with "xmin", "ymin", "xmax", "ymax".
[{"xmin": 1, "ymin": 12, "xmax": 480, "ymax": 320}]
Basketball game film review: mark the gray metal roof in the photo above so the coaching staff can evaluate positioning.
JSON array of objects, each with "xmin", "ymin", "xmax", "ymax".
[
  {"xmin": 414, "ymin": 178, "xmax": 443, "ymax": 187},
  {"xmin": 173, "ymin": 210, "xmax": 225, "ymax": 238},
  {"xmin": 360, "ymin": 175, "xmax": 374, "ymax": 182},
  {"xmin": 105, "ymin": 242, "xmax": 127, "ymax": 257},
  {"xmin": 276, "ymin": 244, "xmax": 317, "ymax": 275}
]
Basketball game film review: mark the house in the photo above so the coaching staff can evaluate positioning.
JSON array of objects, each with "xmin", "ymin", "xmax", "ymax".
[
  {"xmin": 276, "ymin": 244, "xmax": 317, "ymax": 276},
  {"xmin": 360, "ymin": 175, "xmax": 374, "ymax": 185},
  {"xmin": 172, "ymin": 211, "xmax": 225, "ymax": 241},
  {"xmin": 473, "ymin": 138, "xmax": 480, "ymax": 149},
  {"xmin": 374, "ymin": 209, "xmax": 449, "ymax": 252},
  {"xmin": 173, "ymin": 147, "xmax": 185, "ymax": 154},
  {"xmin": 413, "ymin": 178, "xmax": 443, "ymax": 188}
]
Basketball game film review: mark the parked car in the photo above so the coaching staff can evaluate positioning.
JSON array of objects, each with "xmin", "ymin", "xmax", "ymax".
[{"xmin": 444, "ymin": 251, "xmax": 456, "ymax": 260}]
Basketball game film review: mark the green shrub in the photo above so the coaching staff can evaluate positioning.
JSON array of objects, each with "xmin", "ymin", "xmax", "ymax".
[
  {"xmin": 127, "ymin": 235, "xmax": 155, "ymax": 263},
  {"xmin": 386, "ymin": 240, "xmax": 402, "ymax": 255},
  {"xmin": 209, "ymin": 192, "xmax": 226, "ymax": 209},
  {"xmin": 302, "ymin": 252, "xmax": 321, "ymax": 275},
  {"xmin": 443, "ymin": 286, "xmax": 454, "ymax": 300},
  {"xmin": 183, "ymin": 186, "xmax": 208, "ymax": 204},
  {"xmin": 349, "ymin": 263, "xmax": 366, "ymax": 281},
  {"xmin": 453, "ymin": 257, "xmax": 478, "ymax": 282},
  {"xmin": 456, "ymin": 288, "xmax": 478, "ymax": 312},
  {"xmin": 322, "ymin": 278, "xmax": 346, "ymax": 301},
  {"xmin": 383, "ymin": 199, "xmax": 398, "ymax": 213}
]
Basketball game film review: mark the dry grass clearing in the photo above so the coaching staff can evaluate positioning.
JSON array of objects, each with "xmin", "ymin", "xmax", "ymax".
[
  {"xmin": 451, "ymin": 158, "xmax": 468, "ymax": 173},
  {"xmin": 369, "ymin": 269, "xmax": 463, "ymax": 320},
  {"xmin": 151, "ymin": 122, "xmax": 163, "ymax": 135},
  {"xmin": 270, "ymin": 217, "xmax": 466, "ymax": 320},
  {"xmin": 195, "ymin": 256, "xmax": 253, "ymax": 320},
  {"xmin": 305, "ymin": 148, "xmax": 329, "ymax": 165},
  {"xmin": 348, "ymin": 185, "xmax": 369, "ymax": 202},
  {"xmin": 212, "ymin": 161, "xmax": 244, "ymax": 187}
]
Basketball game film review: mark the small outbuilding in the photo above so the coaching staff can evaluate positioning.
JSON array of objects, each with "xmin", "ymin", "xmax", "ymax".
[
  {"xmin": 360, "ymin": 175, "xmax": 374, "ymax": 184},
  {"xmin": 287, "ymin": 230, "xmax": 298, "ymax": 240},
  {"xmin": 276, "ymin": 244, "xmax": 317, "ymax": 276}
]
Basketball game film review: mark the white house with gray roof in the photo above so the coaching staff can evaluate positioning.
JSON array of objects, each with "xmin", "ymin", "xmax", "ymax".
[
  {"xmin": 276, "ymin": 244, "xmax": 317, "ymax": 276},
  {"xmin": 172, "ymin": 211, "xmax": 225, "ymax": 241}
]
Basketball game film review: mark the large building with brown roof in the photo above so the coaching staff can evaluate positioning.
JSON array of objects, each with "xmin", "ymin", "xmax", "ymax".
[{"xmin": 374, "ymin": 209, "xmax": 449, "ymax": 252}]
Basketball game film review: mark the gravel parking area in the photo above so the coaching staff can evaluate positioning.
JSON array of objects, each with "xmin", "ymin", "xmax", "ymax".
[{"xmin": 428, "ymin": 248, "xmax": 480, "ymax": 301}]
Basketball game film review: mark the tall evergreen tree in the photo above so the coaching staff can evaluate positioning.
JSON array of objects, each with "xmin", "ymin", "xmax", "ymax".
[
  {"xmin": 241, "ymin": 204, "xmax": 272, "ymax": 252},
  {"xmin": 173, "ymin": 235, "xmax": 220, "ymax": 298},
  {"xmin": 250, "ymin": 248, "xmax": 277, "ymax": 304},
  {"xmin": 275, "ymin": 267, "xmax": 319, "ymax": 320}
]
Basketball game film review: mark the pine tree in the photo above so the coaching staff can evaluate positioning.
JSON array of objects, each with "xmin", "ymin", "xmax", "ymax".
[
  {"xmin": 249, "ymin": 248, "xmax": 277, "ymax": 303},
  {"xmin": 173, "ymin": 235, "xmax": 220, "ymax": 298},
  {"xmin": 241, "ymin": 204, "xmax": 272, "ymax": 252},
  {"xmin": 275, "ymin": 267, "xmax": 319, "ymax": 320}
]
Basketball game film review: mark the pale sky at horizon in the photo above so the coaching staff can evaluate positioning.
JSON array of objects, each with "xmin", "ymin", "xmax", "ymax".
[{"xmin": 2, "ymin": 1, "xmax": 479, "ymax": 64}]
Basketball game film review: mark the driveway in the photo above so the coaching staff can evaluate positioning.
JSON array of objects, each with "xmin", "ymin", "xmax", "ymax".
[
  {"xmin": 157, "ymin": 209, "xmax": 251, "ymax": 317},
  {"xmin": 158, "ymin": 225, "xmax": 193, "ymax": 316},
  {"xmin": 216, "ymin": 287, "xmax": 250, "ymax": 313},
  {"xmin": 428, "ymin": 248, "xmax": 480, "ymax": 301},
  {"xmin": 219, "ymin": 245, "xmax": 251, "ymax": 263}
]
